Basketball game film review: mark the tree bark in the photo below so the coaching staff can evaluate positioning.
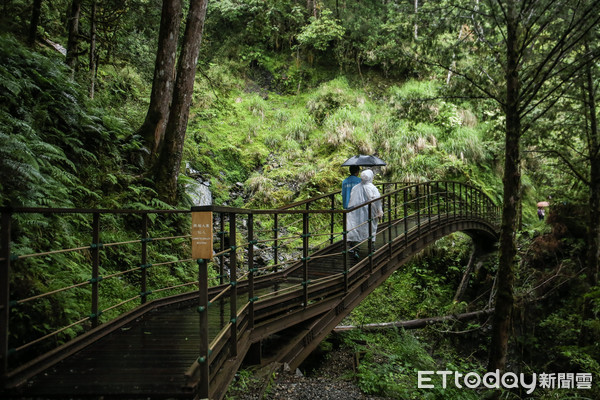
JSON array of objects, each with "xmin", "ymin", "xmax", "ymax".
[
  {"xmin": 584, "ymin": 46, "xmax": 600, "ymax": 287},
  {"xmin": 28, "ymin": 0, "xmax": 43, "ymax": 46},
  {"xmin": 487, "ymin": 0, "xmax": 520, "ymax": 374},
  {"xmin": 89, "ymin": 0, "xmax": 97, "ymax": 99},
  {"xmin": 138, "ymin": 0, "xmax": 183, "ymax": 162},
  {"xmin": 580, "ymin": 40, "xmax": 600, "ymax": 346},
  {"xmin": 155, "ymin": 0, "xmax": 209, "ymax": 204},
  {"xmin": 66, "ymin": 0, "xmax": 82, "ymax": 73}
]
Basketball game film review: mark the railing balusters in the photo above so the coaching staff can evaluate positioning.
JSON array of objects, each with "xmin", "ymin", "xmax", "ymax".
[
  {"xmin": 403, "ymin": 188, "xmax": 408, "ymax": 248},
  {"xmin": 368, "ymin": 202, "xmax": 373, "ymax": 272},
  {"xmin": 416, "ymin": 184, "xmax": 421, "ymax": 239},
  {"xmin": 248, "ymin": 213, "xmax": 255, "ymax": 329},
  {"xmin": 141, "ymin": 214, "xmax": 148, "ymax": 304},
  {"xmin": 273, "ymin": 213, "xmax": 278, "ymax": 273},
  {"xmin": 302, "ymin": 212, "xmax": 309, "ymax": 308},
  {"xmin": 330, "ymin": 194, "xmax": 335, "ymax": 245},
  {"xmin": 229, "ymin": 212, "xmax": 237, "ymax": 358},
  {"xmin": 445, "ymin": 182, "xmax": 449, "ymax": 220},
  {"xmin": 394, "ymin": 183, "xmax": 398, "ymax": 220},
  {"xmin": 197, "ymin": 258, "xmax": 209, "ymax": 399},
  {"xmin": 343, "ymin": 212, "xmax": 348, "ymax": 293},
  {"xmin": 219, "ymin": 213, "xmax": 225, "ymax": 285},
  {"xmin": 388, "ymin": 195, "xmax": 393, "ymax": 260},
  {"xmin": 91, "ymin": 212, "xmax": 100, "ymax": 328}
]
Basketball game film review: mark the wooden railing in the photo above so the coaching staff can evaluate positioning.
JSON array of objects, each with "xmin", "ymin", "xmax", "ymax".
[{"xmin": 0, "ymin": 181, "xmax": 499, "ymax": 396}]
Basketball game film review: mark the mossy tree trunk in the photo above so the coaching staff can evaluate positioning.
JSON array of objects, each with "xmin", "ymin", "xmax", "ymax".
[
  {"xmin": 66, "ymin": 0, "xmax": 82, "ymax": 73},
  {"xmin": 89, "ymin": 0, "xmax": 97, "ymax": 99},
  {"xmin": 154, "ymin": 0, "xmax": 209, "ymax": 204},
  {"xmin": 138, "ymin": 0, "xmax": 183, "ymax": 164}
]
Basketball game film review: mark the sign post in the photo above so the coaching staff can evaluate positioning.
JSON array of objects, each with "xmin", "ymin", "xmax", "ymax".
[
  {"xmin": 192, "ymin": 212, "xmax": 213, "ymax": 260},
  {"xmin": 191, "ymin": 211, "xmax": 212, "ymax": 398}
]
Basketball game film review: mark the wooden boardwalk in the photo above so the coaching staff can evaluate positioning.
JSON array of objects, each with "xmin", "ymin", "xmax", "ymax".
[
  {"xmin": 16, "ymin": 224, "xmax": 400, "ymax": 398},
  {"xmin": 2, "ymin": 182, "xmax": 500, "ymax": 399}
]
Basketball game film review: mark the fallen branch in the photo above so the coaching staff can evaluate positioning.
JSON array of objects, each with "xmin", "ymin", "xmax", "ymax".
[{"xmin": 333, "ymin": 308, "xmax": 495, "ymax": 333}]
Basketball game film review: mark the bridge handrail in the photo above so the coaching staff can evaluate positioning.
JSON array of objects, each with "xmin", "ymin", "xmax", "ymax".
[{"xmin": 0, "ymin": 180, "xmax": 499, "ymax": 395}]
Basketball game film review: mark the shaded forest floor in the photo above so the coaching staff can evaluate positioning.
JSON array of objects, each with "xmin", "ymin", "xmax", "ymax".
[{"xmin": 226, "ymin": 346, "xmax": 394, "ymax": 400}]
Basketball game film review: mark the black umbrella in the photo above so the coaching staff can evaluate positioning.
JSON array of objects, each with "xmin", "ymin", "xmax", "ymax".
[{"xmin": 341, "ymin": 155, "xmax": 387, "ymax": 167}]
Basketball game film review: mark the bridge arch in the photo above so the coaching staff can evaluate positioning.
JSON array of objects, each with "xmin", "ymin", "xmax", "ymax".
[{"xmin": 1, "ymin": 181, "xmax": 499, "ymax": 399}]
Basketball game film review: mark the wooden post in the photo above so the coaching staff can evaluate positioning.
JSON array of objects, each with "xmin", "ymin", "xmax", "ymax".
[
  {"xmin": 388, "ymin": 192, "xmax": 393, "ymax": 260},
  {"xmin": 343, "ymin": 212, "xmax": 348, "ymax": 293},
  {"xmin": 394, "ymin": 183, "xmax": 399, "ymax": 220},
  {"xmin": 1, "ymin": 210, "xmax": 11, "ymax": 383},
  {"xmin": 141, "ymin": 213, "xmax": 148, "ymax": 304},
  {"xmin": 272, "ymin": 214, "xmax": 278, "ymax": 273},
  {"xmin": 416, "ymin": 185, "xmax": 421, "ymax": 239},
  {"xmin": 248, "ymin": 213, "xmax": 255, "ymax": 329},
  {"xmin": 219, "ymin": 213, "xmax": 225, "ymax": 285},
  {"xmin": 229, "ymin": 212, "xmax": 237, "ymax": 357},
  {"xmin": 437, "ymin": 182, "xmax": 441, "ymax": 226},
  {"xmin": 470, "ymin": 187, "xmax": 473, "ymax": 217},
  {"xmin": 330, "ymin": 195, "xmax": 335, "ymax": 245},
  {"xmin": 453, "ymin": 182, "xmax": 457, "ymax": 219},
  {"xmin": 445, "ymin": 182, "xmax": 449, "ymax": 219},
  {"xmin": 197, "ymin": 258, "xmax": 209, "ymax": 399},
  {"xmin": 368, "ymin": 203, "xmax": 373, "ymax": 272},
  {"xmin": 91, "ymin": 212, "xmax": 100, "ymax": 328},
  {"xmin": 403, "ymin": 188, "xmax": 408, "ymax": 248},
  {"xmin": 302, "ymin": 212, "xmax": 309, "ymax": 308},
  {"xmin": 381, "ymin": 184, "xmax": 386, "ymax": 224},
  {"xmin": 427, "ymin": 183, "xmax": 431, "ymax": 226},
  {"xmin": 459, "ymin": 184, "xmax": 463, "ymax": 217}
]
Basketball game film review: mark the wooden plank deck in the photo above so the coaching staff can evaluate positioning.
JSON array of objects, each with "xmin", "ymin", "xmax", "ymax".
[
  {"xmin": 12, "ymin": 217, "xmax": 420, "ymax": 398},
  {"xmin": 20, "ymin": 306, "xmax": 201, "ymax": 398}
]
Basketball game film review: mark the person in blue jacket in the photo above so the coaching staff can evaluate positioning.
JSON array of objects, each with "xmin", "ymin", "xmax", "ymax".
[{"xmin": 342, "ymin": 165, "xmax": 361, "ymax": 209}]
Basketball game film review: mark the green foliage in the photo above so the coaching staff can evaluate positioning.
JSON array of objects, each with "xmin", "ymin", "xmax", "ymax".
[
  {"xmin": 388, "ymin": 80, "xmax": 440, "ymax": 122},
  {"xmin": 341, "ymin": 329, "xmax": 483, "ymax": 400},
  {"xmin": 205, "ymin": 0, "xmax": 308, "ymax": 58},
  {"xmin": 306, "ymin": 77, "xmax": 355, "ymax": 124},
  {"xmin": 297, "ymin": 9, "xmax": 345, "ymax": 52},
  {"xmin": 347, "ymin": 234, "xmax": 472, "ymax": 325},
  {"xmin": 0, "ymin": 35, "xmax": 107, "ymax": 206}
]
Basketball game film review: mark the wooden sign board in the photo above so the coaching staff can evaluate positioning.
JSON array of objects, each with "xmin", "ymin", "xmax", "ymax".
[{"xmin": 192, "ymin": 212, "xmax": 213, "ymax": 260}]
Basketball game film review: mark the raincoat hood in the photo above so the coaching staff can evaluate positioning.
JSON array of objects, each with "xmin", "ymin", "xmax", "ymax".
[{"xmin": 360, "ymin": 170, "xmax": 374, "ymax": 184}]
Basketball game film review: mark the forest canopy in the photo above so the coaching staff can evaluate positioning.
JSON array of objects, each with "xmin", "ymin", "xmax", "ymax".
[{"xmin": 0, "ymin": 0, "xmax": 599, "ymax": 399}]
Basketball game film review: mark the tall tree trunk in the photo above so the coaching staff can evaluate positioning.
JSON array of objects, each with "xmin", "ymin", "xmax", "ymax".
[
  {"xmin": 488, "ymin": 0, "xmax": 520, "ymax": 374},
  {"xmin": 580, "ymin": 43, "xmax": 600, "ymax": 346},
  {"xmin": 66, "ymin": 0, "xmax": 82, "ymax": 73},
  {"xmin": 155, "ymin": 0, "xmax": 209, "ymax": 204},
  {"xmin": 89, "ymin": 0, "xmax": 97, "ymax": 99},
  {"xmin": 585, "ymin": 47, "xmax": 600, "ymax": 287},
  {"xmin": 28, "ymin": 0, "xmax": 43, "ymax": 46},
  {"xmin": 138, "ymin": 0, "xmax": 183, "ymax": 163}
]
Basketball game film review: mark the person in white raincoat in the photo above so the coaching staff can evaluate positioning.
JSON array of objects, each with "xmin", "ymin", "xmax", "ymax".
[{"xmin": 347, "ymin": 170, "xmax": 383, "ymax": 257}]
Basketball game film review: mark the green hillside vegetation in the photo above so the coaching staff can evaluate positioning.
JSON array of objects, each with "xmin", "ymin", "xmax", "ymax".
[{"xmin": 1, "ymin": 0, "xmax": 599, "ymax": 398}]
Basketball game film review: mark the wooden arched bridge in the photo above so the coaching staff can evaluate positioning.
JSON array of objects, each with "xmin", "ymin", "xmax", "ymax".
[{"xmin": 0, "ymin": 181, "xmax": 499, "ymax": 399}]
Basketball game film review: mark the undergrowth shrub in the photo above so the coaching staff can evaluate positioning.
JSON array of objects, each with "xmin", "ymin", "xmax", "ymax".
[
  {"xmin": 306, "ymin": 77, "xmax": 355, "ymax": 124},
  {"xmin": 0, "ymin": 34, "xmax": 134, "ymax": 207}
]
